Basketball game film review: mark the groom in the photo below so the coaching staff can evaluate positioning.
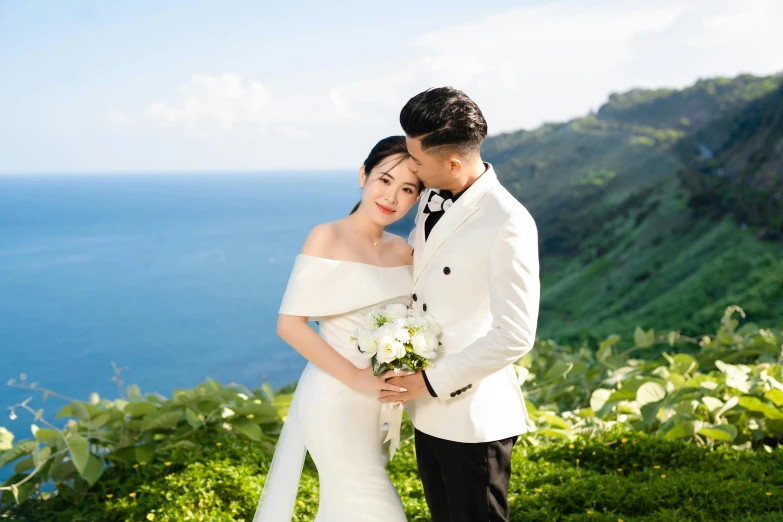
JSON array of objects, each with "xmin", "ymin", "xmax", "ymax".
[{"xmin": 380, "ymin": 87, "xmax": 540, "ymax": 521}]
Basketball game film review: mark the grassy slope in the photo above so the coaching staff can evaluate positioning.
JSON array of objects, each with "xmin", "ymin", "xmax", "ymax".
[{"xmin": 483, "ymin": 74, "xmax": 783, "ymax": 344}]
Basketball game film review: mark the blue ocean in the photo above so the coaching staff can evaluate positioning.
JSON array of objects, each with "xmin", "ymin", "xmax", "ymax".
[{"xmin": 0, "ymin": 173, "xmax": 414, "ymax": 445}]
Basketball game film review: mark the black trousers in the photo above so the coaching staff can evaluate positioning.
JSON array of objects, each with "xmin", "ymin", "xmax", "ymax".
[{"xmin": 414, "ymin": 428, "xmax": 518, "ymax": 522}]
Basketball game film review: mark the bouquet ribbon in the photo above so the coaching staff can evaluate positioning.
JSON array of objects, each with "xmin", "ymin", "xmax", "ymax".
[{"xmin": 379, "ymin": 401, "xmax": 405, "ymax": 460}]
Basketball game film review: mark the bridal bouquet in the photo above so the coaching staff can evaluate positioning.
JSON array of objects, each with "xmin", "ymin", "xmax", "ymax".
[{"xmin": 350, "ymin": 303, "xmax": 443, "ymax": 459}]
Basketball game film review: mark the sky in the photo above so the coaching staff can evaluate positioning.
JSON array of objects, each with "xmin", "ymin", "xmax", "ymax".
[{"xmin": 0, "ymin": 0, "xmax": 782, "ymax": 174}]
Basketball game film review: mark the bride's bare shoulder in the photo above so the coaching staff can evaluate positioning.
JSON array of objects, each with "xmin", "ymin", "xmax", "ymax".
[
  {"xmin": 301, "ymin": 222, "xmax": 339, "ymax": 257},
  {"xmin": 386, "ymin": 233, "xmax": 414, "ymax": 266}
]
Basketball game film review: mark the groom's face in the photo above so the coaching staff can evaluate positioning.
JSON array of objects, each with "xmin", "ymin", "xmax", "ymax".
[{"xmin": 405, "ymin": 136, "xmax": 452, "ymax": 190}]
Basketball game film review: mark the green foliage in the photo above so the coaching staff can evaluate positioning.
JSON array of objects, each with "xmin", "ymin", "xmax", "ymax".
[
  {"xmin": 677, "ymin": 84, "xmax": 783, "ymax": 231},
  {"xmin": 2, "ymin": 308, "xmax": 782, "ymax": 521},
  {"xmin": 4, "ymin": 426, "xmax": 782, "ymax": 521},
  {"xmin": 518, "ymin": 307, "xmax": 783, "ymax": 449},
  {"xmin": 597, "ymin": 74, "xmax": 781, "ymax": 130},
  {"xmin": 483, "ymin": 73, "xmax": 783, "ymax": 344},
  {"xmin": 0, "ymin": 366, "xmax": 287, "ymax": 508}
]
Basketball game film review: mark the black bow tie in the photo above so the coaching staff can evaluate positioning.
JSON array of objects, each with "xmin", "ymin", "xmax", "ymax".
[{"xmin": 422, "ymin": 190, "xmax": 454, "ymax": 214}]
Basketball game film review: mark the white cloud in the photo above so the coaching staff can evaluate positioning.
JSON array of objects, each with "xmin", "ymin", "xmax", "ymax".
[
  {"xmin": 97, "ymin": 0, "xmax": 783, "ymax": 171},
  {"xmin": 147, "ymin": 73, "xmax": 270, "ymax": 130},
  {"xmin": 104, "ymin": 109, "xmax": 134, "ymax": 126},
  {"xmin": 399, "ymin": 0, "xmax": 783, "ymax": 133}
]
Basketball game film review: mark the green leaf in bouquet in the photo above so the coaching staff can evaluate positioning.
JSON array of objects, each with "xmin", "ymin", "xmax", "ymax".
[{"xmin": 697, "ymin": 423, "xmax": 737, "ymax": 442}]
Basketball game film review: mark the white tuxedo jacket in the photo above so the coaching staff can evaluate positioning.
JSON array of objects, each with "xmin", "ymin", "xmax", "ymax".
[{"xmin": 406, "ymin": 164, "xmax": 540, "ymax": 443}]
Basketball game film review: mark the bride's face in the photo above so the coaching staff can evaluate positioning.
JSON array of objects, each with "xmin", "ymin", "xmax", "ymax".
[{"xmin": 358, "ymin": 153, "xmax": 421, "ymax": 226}]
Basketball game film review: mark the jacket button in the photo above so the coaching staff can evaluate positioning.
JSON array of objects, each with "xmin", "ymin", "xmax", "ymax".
[
  {"xmin": 467, "ymin": 384, "xmax": 472, "ymax": 389},
  {"xmin": 456, "ymin": 390, "xmax": 462, "ymax": 395},
  {"xmin": 450, "ymin": 392, "xmax": 457, "ymax": 398},
  {"xmin": 412, "ymin": 293, "xmax": 417, "ymax": 302},
  {"xmin": 443, "ymin": 267, "xmax": 451, "ymax": 275},
  {"xmin": 423, "ymin": 304, "xmax": 428, "ymax": 312}
]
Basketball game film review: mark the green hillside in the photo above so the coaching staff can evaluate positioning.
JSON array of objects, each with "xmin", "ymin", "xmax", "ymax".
[{"xmin": 483, "ymin": 74, "xmax": 783, "ymax": 343}]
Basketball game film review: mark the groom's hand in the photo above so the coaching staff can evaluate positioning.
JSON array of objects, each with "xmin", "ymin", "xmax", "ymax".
[{"xmin": 378, "ymin": 370, "xmax": 428, "ymax": 403}]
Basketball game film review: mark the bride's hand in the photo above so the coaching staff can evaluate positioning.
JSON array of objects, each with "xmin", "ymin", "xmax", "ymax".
[{"xmin": 350, "ymin": 366, "xmax": 410, "ymax": 395}]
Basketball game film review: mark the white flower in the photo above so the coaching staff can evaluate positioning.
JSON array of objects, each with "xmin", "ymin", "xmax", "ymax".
[
  {"xmin": 363, "ymin": 313, "xmax": 376, "ymax": 329},
  {"xmin": 407, "ymin": 316, "xmax": 427, "ymax": 330},
  {"xmin": 376, "ymin": 335, "xmax": 406, "ymax": 364},
  {"xmin": 384, "ymin": 303, "xmax": 409, "ymax": 321},
  {"xmin": 357, "ymin": 330, "xmax": 378, "ymax": 358},
  {"xmin": 423, "ymin": 315, "xmax": 443, "ymax": 336},
  {"xmin": 390, "ymin": 321, "xmax": 412, "ymax": 343},
  {"xmin": 411, "ymin": 331, "xmax": 439, "ymax": 358},
  {"xmin": 364, "ymin": 310, "xmax": 385, "ymax": 329}
]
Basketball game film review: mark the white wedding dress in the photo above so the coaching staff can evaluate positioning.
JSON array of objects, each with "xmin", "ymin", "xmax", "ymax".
[{"xmin": 253, "ymin": 254, "xmax": 412, "ymax": 522}]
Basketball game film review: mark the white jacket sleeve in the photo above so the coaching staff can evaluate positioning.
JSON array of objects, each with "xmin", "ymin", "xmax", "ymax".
[{"xmin": 425, "ymin": 213, "xmax": 540, "ymax": 401}]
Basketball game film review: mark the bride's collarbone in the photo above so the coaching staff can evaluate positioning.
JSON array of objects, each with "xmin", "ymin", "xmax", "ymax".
[{"xmin": 330, "ymin": 237, "xmax": 409, "ymax": 268}]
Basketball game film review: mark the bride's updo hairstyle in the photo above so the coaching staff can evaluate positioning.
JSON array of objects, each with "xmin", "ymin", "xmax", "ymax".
[{"xmin": 350, "ymin": 136, "xmax": 424, "ymax": 215}]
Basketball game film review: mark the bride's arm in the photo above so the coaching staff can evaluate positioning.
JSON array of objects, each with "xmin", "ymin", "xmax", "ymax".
[{"xmin": 277, "ymin": 314, "xmax": 366, "ymax": 388}]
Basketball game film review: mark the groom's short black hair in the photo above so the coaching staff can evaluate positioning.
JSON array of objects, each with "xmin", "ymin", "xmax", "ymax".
[{"xmin": 399, "ymin": 87, "xmax": 487, "ymax": 157}]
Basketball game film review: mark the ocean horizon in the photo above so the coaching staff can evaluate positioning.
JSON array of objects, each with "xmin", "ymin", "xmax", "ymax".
[{"xmin": 0, "ymin": 172, "xmax": 414, "ymax": 443}]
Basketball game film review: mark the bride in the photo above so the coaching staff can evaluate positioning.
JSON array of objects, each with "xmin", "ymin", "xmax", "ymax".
[{"xmin": 253, "ymin": 136, "xmax": 424, "ymax": 521}]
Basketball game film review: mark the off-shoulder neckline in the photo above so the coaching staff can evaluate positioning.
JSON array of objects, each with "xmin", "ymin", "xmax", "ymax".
[{"xmin": 297, "ymin": 254, "xmax": 413, "ymax": 270}]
